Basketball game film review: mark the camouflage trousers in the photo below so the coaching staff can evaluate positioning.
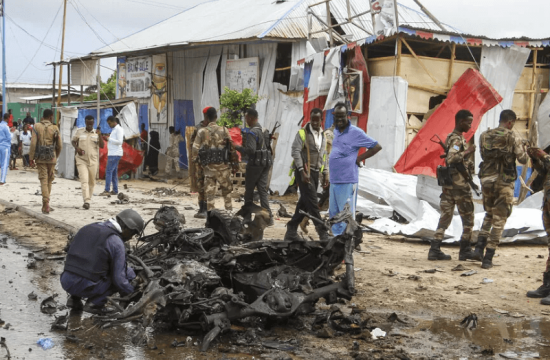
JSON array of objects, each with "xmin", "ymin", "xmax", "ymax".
[
  {"xmin": 195, "ymin": 162, "xmax": 206, "ymax": 202},
  {"xmin": 204, "ymin": 163, "xmax": 233, "ymax": 211},
  {"xmin": 434, "ymin": 187, "xmax": 474, "ymax": 243},
  {"xmin": 165, "ymin": 148, "xmax": 180, "ymax": 174},
  {"xmin": 479, "ymin": 181, "xmax": 515, "ymax": 250},
  {"xmin": 543, "ymin": 191, "xmax": 550, "ymax": 271}
]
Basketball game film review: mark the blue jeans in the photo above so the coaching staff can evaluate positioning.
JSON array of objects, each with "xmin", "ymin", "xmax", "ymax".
[
  {"xmin": 329, "ymin": 183, "xmax": 358, "ymax": 236},
  {"xmin": 105, "ymin": 156, "xmax": 121, "ymax": 193},
  {"xmin": 0, "ymin": 146, "xmax": 10, "ymax": 183}
]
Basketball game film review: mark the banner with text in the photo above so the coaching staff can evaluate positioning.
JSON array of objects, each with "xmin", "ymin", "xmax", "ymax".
[{"xmin": 126, "ymin": 56, "xmax": 152, "ymax": 98}]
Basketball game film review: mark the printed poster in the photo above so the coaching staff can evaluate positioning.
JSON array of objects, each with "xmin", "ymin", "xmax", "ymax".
[
  {"xmin": 150, "ymin": 54, "xmax": 167, "ymax": 124},
  {"xmin": 370, "ymin": 0, "xmax": 398, "ymax": 38},
  {"xmin": 344, "ymin": 68, "xmax": 363, "ymax": 114},
  {"xmin": 116, "ymin": 57, "xmax": 127, "ymax": 99},
  {"xmin": 126, "ymin": 56, "xmax": 152, "ymax": 98}
]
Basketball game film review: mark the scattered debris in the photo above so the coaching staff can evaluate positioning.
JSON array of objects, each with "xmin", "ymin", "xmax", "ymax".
[
  {"xmin": 277, "ymin": 203, "xmax": 292, "ymax": 218},
  {"xmin": 460, "ymin": 313, "xmax": 478, "ymax": 329},
  {"xmin": 371, "ymin": 328, "xmax": 386, "ymax": 339},
  {"xmin": 0, "ymin": 337, "xmax": 11, "ymax": 359},
  {"xmin": 422, "ymin": 268, "xmax": 443, "ymax": 273},
  {"xmin": 36, "ymin": 338, "xmax": 54, "ymax": 350},
  {"xmin": 51, "ymin": 313, "xmax": 68, "ymax": 331},
  {"xmin": 40, "ymin": 294, "xmax": 58, "ymax": 315},
  {"xmin": 461, "ymin": 270, "xmax": 477, "ymax": 276},
  {"xmin": 92, "ymin": 205, "xmax": 361, "ymax": 352},
  {"xmin": 452, "ymin": 264, "xmax": 469, "ymax": 271},
  {"xmin": 538, "ymin": 255, "xmax": 544, "ymax": 259},
  {"xmin": 494, "ymin": 309, "xmax": 510, "ymax": 315},
  {"xmin": 144, "ymin": 187, "xmax": 188, "ymax": 197},
  {"xmin": 499, "ymin": 351, "xmax": 540, "ymax": 359},
  {"xmin": 28, "ymin": 292, "xmax": 37, "ymax": 300},
  {"xmin": 482, "ymin": 278, "xmax": 494, "ymax": 284}
]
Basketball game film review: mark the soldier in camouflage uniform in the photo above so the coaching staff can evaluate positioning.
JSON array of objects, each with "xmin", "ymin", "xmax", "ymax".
[
  {"xmin": 474, "ymin": 110, "xmax": 528, "ymax": 269},
  {"xmin": 526, "ymin": 147, "xmax": 550, "ymax": 304},
  {"xmin": 191, "ymin": 108, "xmax": 209, "ymax": 218},
  {"xmin": 192, "ymin": 107, "xmax": 238, "ymax": 212},
  {"xmin": 430, "ymin": 110, "xmax": 477, "ymax": 261}
]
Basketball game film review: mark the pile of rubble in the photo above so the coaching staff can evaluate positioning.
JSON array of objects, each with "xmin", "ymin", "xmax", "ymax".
[
  {"xmin": 91, "ymin": 204, "xmax": 363, "ymax": 351},
  {"xmin": 144, "ymin": 187, "xmax": 190, "ymax": 198}
]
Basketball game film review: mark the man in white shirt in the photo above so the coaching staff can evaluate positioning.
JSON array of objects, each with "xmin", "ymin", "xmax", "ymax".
[
  {"xmin": 100, "ymin": 116, "xmax": 124, "ymax": 195},
  {"xmin": 9, "ymin": 125, "xmax": 20, "ymax": 170},
  {"xmin": 19, "ymin": 124, "xmax": 33, "ymax": 168}
]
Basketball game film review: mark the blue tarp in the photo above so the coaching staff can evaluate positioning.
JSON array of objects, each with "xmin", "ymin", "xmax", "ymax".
[
  {"xmin": 173, "ymin": 100, "xmax": 195, "ymax": 169},
  {"xmin": 76, "ymin": 108, "xmax": 114, "ymax": 134}
]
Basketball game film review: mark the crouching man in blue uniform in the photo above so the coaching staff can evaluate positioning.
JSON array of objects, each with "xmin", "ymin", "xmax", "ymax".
[{"xmin": 60, "ymin": 209, "xmax": 145, "ymax": 314}]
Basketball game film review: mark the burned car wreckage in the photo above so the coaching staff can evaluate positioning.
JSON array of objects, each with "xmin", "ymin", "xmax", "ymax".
[{"xmin": 90, "ymin": 204, "xmax": 362, "ymax": 351}]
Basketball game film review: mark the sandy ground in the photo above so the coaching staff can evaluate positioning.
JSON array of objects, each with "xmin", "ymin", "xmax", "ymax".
[{"xmin": 1, "ymin": 165, "xmax": 550, "ymax": 358}]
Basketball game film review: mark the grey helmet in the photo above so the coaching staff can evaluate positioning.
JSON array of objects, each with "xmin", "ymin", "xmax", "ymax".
[{"xmin": 116, "ymin": 209, "xmax": 145, "ymax": 234}]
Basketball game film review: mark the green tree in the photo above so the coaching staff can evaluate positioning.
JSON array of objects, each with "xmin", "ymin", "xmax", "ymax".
[
  {"xmin": 218, "ymin": 87, "xmax": 259, "ymax": 128},
  {"xmin": 85, "ymin": 71, "xmax": 117, "ymax": 101}
]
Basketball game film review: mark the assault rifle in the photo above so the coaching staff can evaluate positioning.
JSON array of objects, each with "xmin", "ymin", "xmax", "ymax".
[{"xmin": 431, "ymin": 134, "xmax": 481, "ymax": 196}]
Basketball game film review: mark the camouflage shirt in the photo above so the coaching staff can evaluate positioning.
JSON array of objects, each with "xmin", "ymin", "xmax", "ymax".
[
  {"xmin": 191, "ymin": 122, "xmax": 237, "ymax": 163},
  {"xmin": 444, "ymin": 130, "xmax": 474, "ymax": 190},
  {"xmin": 479, "ymin": 127, "xmax": 528, "ymax": 184}
]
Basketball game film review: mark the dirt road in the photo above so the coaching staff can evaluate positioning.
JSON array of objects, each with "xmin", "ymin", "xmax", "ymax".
[{"xmin": 1, "ymin": 168, "xmax": 549, "ymax": 359}]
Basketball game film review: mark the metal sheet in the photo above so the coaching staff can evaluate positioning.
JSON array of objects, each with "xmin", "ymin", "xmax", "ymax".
[{"xmin": 201, "ymin": 47, "xmax": 223, "ymax": 111}]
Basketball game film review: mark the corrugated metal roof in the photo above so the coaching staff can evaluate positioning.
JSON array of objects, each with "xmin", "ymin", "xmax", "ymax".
[{"xmin": 86, "ymin": 0, "xmax": 449, "ymax": 58}]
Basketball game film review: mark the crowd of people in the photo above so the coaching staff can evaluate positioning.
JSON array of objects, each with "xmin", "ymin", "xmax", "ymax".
[{"xmin": 1, "ymin": 103, "xmax": 550, "ymax": 314}]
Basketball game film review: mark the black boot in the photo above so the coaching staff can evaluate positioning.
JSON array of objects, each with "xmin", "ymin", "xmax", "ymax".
[
  {"xmin": 428, "ymin": 240, "xmax": 451, "ymax": 261},
  {"xmin": 284, "ymin": 223, "xmax": 301, "ymax": 241},
  {"xmin": 66, "ymin": 295, "xmax": 83, "ymax": 311},
  {"xmin": 316, "ymin": 225, "xmax": 330, "ymax": 242},
  {"xmin": 481, "ymin": 248, "xmax": 495, "ymax": 269},
  {"xmin": 527, "ymin": 271, "xmax": 550, "ymax": 298},
  {"xmin": 458, "ymin": 239, "xmax": 475, "ymax": 261},
  {"xmin": 472, "ymin": 235, "xmax": 487, "ymax": 262},
  {"xmin": 194, "ymin": 201, "xmax": 207, "ymax": 219}
]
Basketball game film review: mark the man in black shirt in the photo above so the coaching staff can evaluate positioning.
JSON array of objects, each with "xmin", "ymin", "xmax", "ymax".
[{"xmin": 23, "ymin": 112, "xmax": 35, "ymax": 126}]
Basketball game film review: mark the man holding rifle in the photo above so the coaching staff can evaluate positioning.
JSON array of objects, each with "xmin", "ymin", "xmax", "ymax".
[{"xmin": 431, "ymin": 110, "xmax": 477, "ymax": 261}]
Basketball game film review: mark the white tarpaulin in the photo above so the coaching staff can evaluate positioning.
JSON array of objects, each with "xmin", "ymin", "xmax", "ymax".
[
  {"xmin": 370, "ymin": 0, "xmax": 398, "ymax": 37},
  {"xmin": 57, "ymin": 107, "xmax": 79, "ymax": 179},
  {"xmin": 364, "ymin": 76, "xmax": 407, "ymax": 172},
  {"xmin": 71, "ymin": 60, "xmax": 98, "ymax": 86},
  {"xmin": 201, "ymin": 47, "xmax": 222, "ymax": 112},
  {"xmin": 270, "ymin": 94, "xmax": 303, "ymax": 195},
  {"xmin": 306, "ymin": 52, "xmax": 325, "ymax": 102},
  {"xmin": 247, "ymin": 43, "xmax": 277, "ymax": 129},
  {"xmin": 117, "ymin": 102, "xmax": 139, "ymax": 139},
  {"xmin": 358, "ymin": 168, "xmax": 419, "ymax": 222},
  {"xmin": 289, "ymin": 40, "xmax": 307, "ymax": 91},
  {"xmin": 475, "ymin": 46, "xmax": 530, "ymax": 166},
  {"xmin": 537, "ymin": 93, "xmax": 550, "ymax": 149}
]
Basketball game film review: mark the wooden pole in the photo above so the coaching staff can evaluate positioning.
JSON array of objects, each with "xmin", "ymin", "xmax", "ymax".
[
  {"xmin": 447, "ymin": 43, "xmax": 456, "ymax": 88},
  {"xmin": 413, "ymin": 0, "xmax": 447, "ymax": 31},
  {"xmin": 56, "ymin": 0, "xmax": 68, "ymax": 122},
  {"xmin": 326, "ymin": 0, "xmax": 333, "ymax": 47},
  {"xmin": 400, "ymin": 37, "xmax": 437, "ymax": 83},
  {"xmin": 527, "ymin": 49, "xmax": 538, "ymax": 130},
  {"xmin": 67, "ymin": 63, "xmax": 71, "ymax": 105},
  {"xmin": 396, "ymin": 35, "xmax": 402, "ymax": 76},
  {"xmin": 51, "ymin": 65, "xmax": 56, "ymax": 115}
]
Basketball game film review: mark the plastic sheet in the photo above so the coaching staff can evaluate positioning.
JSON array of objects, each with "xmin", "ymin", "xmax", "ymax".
[
  {"xmin": 364, "ymin": 77, "xmax": 407, "ymax": 171},
  {"xmin": 357, "ymin": 168, "xmax": 419, "ymax": 222},
  {"xmin": 394, "ymin": 69, "xmax": 502, "ymax": 177},
  {"xmin": 475, "ymin": 46, "xmax": 531, "ymax": 166},
  {"xmin": 99, "ymin": 142, "xmax": 144, "ymax": 179},
  {"xmin": 117, "ymin": 102, "xmax": 140, "ymax": 139},
  {"xmin": 270, "ymin": 94, "xmax": 304, "ymax": 195}
]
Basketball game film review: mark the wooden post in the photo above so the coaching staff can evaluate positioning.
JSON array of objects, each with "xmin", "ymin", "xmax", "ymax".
[
  {"xmin": 447, "ymin": 43, "xmax": 456, "ymax": 88},
  {"xmin": 51, "ymin": 65, "xmax": 56, "ymax": 115},
  {"xmin": 67, "ymin": 63, "xmax": 71, "ymax": 105},
  {"xmin": 396, "ymin": 35, "xmax": 402, "ymax": 76},
  {"xmin": 527, "ymin": 49, "xmax": 538, "ymax": 130},
  {"xmin": 326, "ymin": 0, "xmax": 333, "ymax": 47},
  {"xmin": 80, "ymin": 85, "xmax": 84, "ymax": 104},
  {"xmin": 400, "ymin": 37, "xmax": 437, "ymax": 83}
]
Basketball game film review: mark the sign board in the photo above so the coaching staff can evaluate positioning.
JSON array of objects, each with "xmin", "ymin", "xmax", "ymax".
[
  {"xmin": 116, "ymin": 57, "xmax": 127, "ymax": 99},
  {"xmin": 126, "ymin": 56, "xmax": 152, "ymax": 98},
  {"xmin": 370, "ymin": 0, "xmax": 398, "ymax": 38},
  {"xmin": 225, "ymin": 57, "xmax": 259, "ymax": 95}
]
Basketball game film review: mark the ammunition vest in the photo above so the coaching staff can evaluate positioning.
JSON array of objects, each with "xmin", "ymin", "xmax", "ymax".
[{"xmin": 479, "ymin": 128, "xmax": 517, "ymax": 183}]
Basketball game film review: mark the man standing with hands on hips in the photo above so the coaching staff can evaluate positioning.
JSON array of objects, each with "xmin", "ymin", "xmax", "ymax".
[{"xmin": 329, "ymin": 102, "xmax": 381, "ymax": 235}]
